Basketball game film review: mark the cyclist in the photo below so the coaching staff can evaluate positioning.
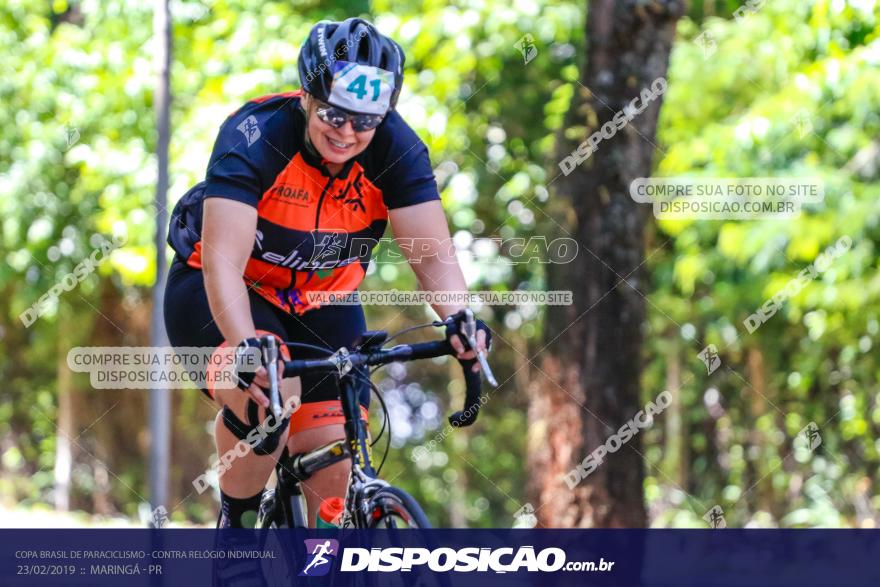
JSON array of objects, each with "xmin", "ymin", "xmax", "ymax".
[{"xmin": 164, "ymin": 17, "xmax": 490, "ymax": 532}]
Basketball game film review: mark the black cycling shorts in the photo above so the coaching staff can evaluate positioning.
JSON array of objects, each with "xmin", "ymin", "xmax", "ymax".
[{"xmin": 163, "ymin": 259, "xmax": 370, "ymax": 408}]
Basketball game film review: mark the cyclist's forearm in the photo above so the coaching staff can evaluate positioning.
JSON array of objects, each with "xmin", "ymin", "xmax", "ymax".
[
  {"xmin": 389, "ymin": 200, "xmax": 470, "ymax": 319},
  {"xmin": 203, "ymin": 264, "xmax": 256, "ymax": 345},
  {"xmin": 412, "ymin": 255, "xmax": 469, "ymax": 319}
]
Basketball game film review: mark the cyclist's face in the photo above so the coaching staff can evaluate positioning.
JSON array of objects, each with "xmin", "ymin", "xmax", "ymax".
[{"xmin": 303, "ymin": 94, "xmax": 376, "ymax": 166}]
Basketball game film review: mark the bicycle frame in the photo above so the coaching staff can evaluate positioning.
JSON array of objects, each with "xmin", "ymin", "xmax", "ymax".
[
  {"xmin": 260, "ymin": 323, "xmax": 494, "ymax": 529},
  {"xmin": 269, "ymin": 370, "xmax": 379, "ymax": 528},
  {"xmin": 339, "ymin": 367, "xmax": 377, "ymax": 478}
]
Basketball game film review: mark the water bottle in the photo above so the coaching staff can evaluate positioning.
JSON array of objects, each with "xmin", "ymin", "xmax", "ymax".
[{"xmin": 316, "ymin": 496, "xmax": 345, "ymax": 528}]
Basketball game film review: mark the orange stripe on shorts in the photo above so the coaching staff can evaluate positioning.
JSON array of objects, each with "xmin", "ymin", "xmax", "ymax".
[{"xmin": 288, "ymin": 399, "xmax": 369, "ymax": 435}]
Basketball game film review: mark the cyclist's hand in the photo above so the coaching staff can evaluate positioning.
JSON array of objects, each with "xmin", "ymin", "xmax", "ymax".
[
  {"xmin": 449, "ymin": 330, "xmax": 490, "ymax": 373},
  {"xmin": 235, "ymin": 337, "xmax": 283, "ymax": 409},
  {"xmin": 247, "ymin": 360, "xmax": 285, "ymax": 409},
  {"xmin": 445, "ymin": 310, "xmax": 492, "ymax": 373}
]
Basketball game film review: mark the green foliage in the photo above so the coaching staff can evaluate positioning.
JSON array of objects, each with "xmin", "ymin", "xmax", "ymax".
[{"xmin": 645, "ymin": 0, "xmax": 880, "ymax": 527}]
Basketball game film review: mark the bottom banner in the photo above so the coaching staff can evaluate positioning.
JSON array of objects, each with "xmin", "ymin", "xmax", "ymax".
[{"xmin": 1, "ymin": 529, "xmax": 878, "ymax": 586}]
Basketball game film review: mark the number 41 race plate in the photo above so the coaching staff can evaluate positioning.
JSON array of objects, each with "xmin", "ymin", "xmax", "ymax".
[{"xmin": 329, "ymin": 61, "xmax": 394, "ymax": 115}]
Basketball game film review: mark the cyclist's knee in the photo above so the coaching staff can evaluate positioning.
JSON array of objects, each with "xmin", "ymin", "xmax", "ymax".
[
  {"xmin": 213, "ymin": 375, "xmax": 300, "ymax": 418},
  {"xmin": 215, "ymin": 383, "xmax": 300, "ymax": 459}
]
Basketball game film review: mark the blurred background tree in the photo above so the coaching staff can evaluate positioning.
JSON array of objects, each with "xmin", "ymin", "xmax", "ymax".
[
  {"xmin": 529, "ymin": 0, "xmax": 684, "ymax": 528},
  {"xmin": 0, "ymin": 0, "xmax": 878, "ymax": 528}
]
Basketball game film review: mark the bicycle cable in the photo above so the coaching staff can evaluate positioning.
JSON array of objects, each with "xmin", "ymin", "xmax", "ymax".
[
  {"xmin": 346, "ymin": 367, "xmax": 388, "ymax": 448},
  {"xmin": 372, "ymin": 380, "xmax": 392, "ymax": 476},
  {"xmin": 380, "ymin": 319, "xmax": 448, "ymax": 347},
  {"xmin": 361, "ymin": 321, "xmax": 444, "ymax": 476},
  {"xmin": 280, "ymin": 340, "xmax": 387, "ymax": 447},
  {"xmin": 346, "ymin": 368, "xmax": 392, "ymax": 475},
  {"xmin": 280, "ymin": 341, "xmax": 335, "ymax": 355},
  {"xmin": 280, "ymin": 340, "xmax": 392, "ymax": 450},
  {"xmin": 370, "ymin": 380, "xmax": 388, "ymax": 448}
]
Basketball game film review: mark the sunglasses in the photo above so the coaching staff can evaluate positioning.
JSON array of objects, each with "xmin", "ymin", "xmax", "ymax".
[{"xmin": 314, "ymin": 101, "xmax": 385, "ymax": 132}]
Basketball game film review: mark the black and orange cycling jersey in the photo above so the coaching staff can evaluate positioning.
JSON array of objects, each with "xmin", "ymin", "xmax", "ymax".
[{"xmin": 168, "ymin": 91, "xmax": 439, "ymax": 315}]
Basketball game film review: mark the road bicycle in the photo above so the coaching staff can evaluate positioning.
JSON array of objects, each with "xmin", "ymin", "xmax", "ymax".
[{"xmin": 255, "ymin": 309, "xmax": 496, "ymax": 531}]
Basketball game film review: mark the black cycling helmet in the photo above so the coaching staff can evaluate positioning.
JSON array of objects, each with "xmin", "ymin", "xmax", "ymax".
[{"xmin": 298, "ymin": 18, "xmax": 405, "ymax": 112}]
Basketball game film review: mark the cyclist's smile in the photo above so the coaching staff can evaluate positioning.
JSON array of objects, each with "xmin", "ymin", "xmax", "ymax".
[
  {"xmin": 305, "ymin": 97, "xmax": 376, "ymax": 165},
  {"xmin": 327, "ymin": 137, "xmax": 353, "ymax": 151}
]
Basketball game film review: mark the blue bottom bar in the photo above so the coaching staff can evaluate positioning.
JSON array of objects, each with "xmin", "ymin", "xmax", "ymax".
[{"xmin": 1, "ymin": 529, "xmax": 878, "ymax": 586}]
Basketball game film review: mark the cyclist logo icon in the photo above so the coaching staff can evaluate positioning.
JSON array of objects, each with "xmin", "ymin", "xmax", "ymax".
[
  {"xmin": 236, "ymin": 114, "xmax": 261, "ymax": 147},
  {"xmin": 299, "ymin": 539, "xmax": 340, "ymax": 577},
  {"xmin": 311, "ymin": 232, "xmax": 346, "ymax": 265}
]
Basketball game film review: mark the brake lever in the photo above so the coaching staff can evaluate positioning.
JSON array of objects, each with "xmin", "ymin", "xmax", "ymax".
[
  {"xmin": 463, "ymin": 309, "xmax": 498, "ymax": 387},
  {"xmin": 262, "ymin": 336, "xmax": 282, "ymax": 419}
]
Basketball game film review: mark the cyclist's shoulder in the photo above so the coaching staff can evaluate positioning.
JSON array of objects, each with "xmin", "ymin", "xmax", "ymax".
[
  {"xmin": 361, "ymin": 110, "xmax": 430, "ymax": 177},
  {"xmin": 209, "ymin": 91, "xmax": 305, "ymax": 178},
  {"xmin": 215, "ymin": 91, "xmax": 304, "ymax": 147},
  {"xmin": 371, "ymin": 109, "xmax": 424, "ymax": 150},
  {"xmin": 229, "ymin": 91, "xmax": 303, "ymax": 121}
]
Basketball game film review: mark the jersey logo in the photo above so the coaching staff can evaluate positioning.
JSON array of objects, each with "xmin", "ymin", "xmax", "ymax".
[
  {"xmin": 236, "ymin": 115, "xmax": 261, "ymax": 147},
  {"xmin": 311, "ymin": 233, "xmax": 346, "ymax": 264},
  {"xmin": 275, "ymin": 286, "xmax": 305, "ymax": 310},
  {"xmin": 252, "ymin": 228, "xmax": 359, "ymax": 273},
  {"xmin": 268, "ymin": 184, "xmax": 311, "ymax": 206},
  {"xmin": 332, "ymin": 170, "xmax": 367, "ymax": 214}
]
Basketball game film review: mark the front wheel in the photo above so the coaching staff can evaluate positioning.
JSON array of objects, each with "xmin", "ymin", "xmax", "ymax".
[
  {"xmin": 362, "ymin": 488, "xmax": 450, "ymax": 587},
  {"xmin": 255, "ymin": 489, "xmax": 301, "ymax": 584},
  {"xmin": 365, "ymin": 486, "xmax": 431, "ymax": 528}
]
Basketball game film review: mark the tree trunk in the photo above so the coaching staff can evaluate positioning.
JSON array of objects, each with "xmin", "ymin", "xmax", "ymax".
[
  {"xmin": 448, "ymin": 467, "xmax": 469, "ymax": 528},
  {"xmin": 149, "ymin": 0, "xmax": 172, "ymax": 522},
  {"xmin": 527, "ymin": 0, "xmax": 683, "ymax": 528},
  {"xmin": 53, "ymin": 305, "xmax": 73, "ymax": 512},
  {"xmin": 663, "ymin": 341, "xmax": 686, "ymax": 488},
  {"xmin": 746, "ymin": 347, "xmax": 778, "ymax": 518}
]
